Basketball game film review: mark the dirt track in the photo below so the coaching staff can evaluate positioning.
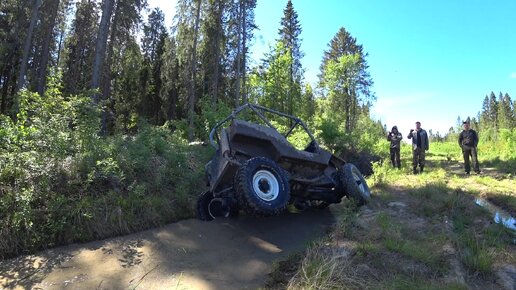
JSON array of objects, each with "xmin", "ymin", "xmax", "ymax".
[{"xmin": 0, "ymin": 209, "xmax": 337, "ymax": 290}]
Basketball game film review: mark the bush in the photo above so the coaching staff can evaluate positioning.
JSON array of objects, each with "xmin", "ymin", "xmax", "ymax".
[{"xmin": 0, "ymin": 82, "xmax": 211, "ymax": 258}]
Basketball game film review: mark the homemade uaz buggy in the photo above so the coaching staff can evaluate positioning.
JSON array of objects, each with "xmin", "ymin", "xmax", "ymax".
[{"xmin": 197, "ymin": 103, "xmax": 371, "ymax": 220}]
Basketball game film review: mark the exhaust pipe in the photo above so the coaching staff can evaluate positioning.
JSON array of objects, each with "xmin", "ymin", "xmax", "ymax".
[{"xmin": 208, "ymin": 198, "xmax": 230, "ymax": 219}]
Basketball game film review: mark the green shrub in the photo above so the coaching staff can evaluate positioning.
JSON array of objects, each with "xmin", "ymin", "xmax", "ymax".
[{"xmin": 0, "ymin": 81, "xmax": 211, "ymax": 258}]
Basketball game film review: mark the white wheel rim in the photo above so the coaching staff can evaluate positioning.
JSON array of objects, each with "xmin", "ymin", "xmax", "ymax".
[
  {"xmin": 352, "ymin": 172, "xmax": 366, "ymax": 194},
  {"xmin": 252, "ymin": 170, "xmax": 280, "ymax": 201}
]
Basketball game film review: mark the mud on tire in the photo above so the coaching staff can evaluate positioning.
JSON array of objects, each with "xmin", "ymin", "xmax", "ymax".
[
  {"xmin": 341, "ymin": 163, "xmax": 371, "ymax": 206},
  {"xmin": 235, "ymin": 157, "xmax": 290, "ymax": 216}
]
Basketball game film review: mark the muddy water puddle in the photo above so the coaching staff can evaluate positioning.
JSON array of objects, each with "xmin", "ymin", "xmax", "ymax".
[{"xmin": 475, "ymin": 198, "xmax": 516, "ymax": 231}]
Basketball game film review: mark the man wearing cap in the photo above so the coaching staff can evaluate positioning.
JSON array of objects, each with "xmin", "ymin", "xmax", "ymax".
[
  {"xmin": 407, "ymin": 121, "xmax": 429, "ymax": 174},
  {"xmin": 387, "ymin": 126, "xmax": 402, "ymax": 169},
  {"xmin": 458, "ymin": 121, "xmax": 480, "ymax": 175}
]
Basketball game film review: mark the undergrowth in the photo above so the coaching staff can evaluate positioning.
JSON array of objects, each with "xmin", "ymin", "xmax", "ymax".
[{"xmin": 0, "ymin": 85, "xmax": 212, "ymax": 259}]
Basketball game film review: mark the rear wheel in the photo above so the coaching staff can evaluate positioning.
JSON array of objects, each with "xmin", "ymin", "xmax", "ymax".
[
  {"xmin": 235, "ymin": 157, "xmax": 290, "ymax": 216},
  {"xmin": 342, "ymin": 163, "xmax": 371, "ymax": 206},
  {"xmin": 197, "ymin": 191, "xmax": 215, "ymax": 221},
  {"xmin": 197, "ymin": 191, "xmax": 239, "ymax": 221}
]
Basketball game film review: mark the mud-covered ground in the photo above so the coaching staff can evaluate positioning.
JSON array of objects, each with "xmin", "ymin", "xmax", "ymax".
[{"xmin": 0, "ymin": 209, "xmax": 336, "ymax": 289}]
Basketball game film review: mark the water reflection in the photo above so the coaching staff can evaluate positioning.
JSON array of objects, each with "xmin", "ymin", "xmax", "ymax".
[{"xmin": 475, "ymin": 198, "xmax": 516, "ymax": 231}]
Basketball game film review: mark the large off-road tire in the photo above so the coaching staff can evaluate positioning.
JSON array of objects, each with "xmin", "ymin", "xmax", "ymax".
[
  {"xmin": 235, "ymin": 157, "xmax": 290, "ymax": 216},
  {"xmin": 197, "ymin": 191, "xmax": 215, "ymax": 221},
  {"xmin": 342, "ymin": 163, "xmax": 371, "ymax": 206}
]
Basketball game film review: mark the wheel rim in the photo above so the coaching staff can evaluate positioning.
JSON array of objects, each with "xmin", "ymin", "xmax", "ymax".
[
  {"xmin": 252, "ymin": 170, "xmax": 280, "ymax": 201},
  {"xmin": 352, "ymin": 171, "xmax": 366, "ymax": 194}
]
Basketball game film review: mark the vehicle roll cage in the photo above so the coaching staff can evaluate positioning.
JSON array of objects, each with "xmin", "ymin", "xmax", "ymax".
[{"xmin": 209, "ymin": 103, "xmax": 318, "ymax": 150}]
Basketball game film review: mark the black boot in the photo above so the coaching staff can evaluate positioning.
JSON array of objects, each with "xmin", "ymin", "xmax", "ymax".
[
  {"xmin": 420, "ymin": 165, "xmax": 424, "ymax": 173},
  {"xmin": 413, "ymin": 167, "xmax": 418, "ymax": 174}
]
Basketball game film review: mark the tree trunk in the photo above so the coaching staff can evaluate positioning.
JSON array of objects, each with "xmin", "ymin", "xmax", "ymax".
[
  {"xmin": 55, "ymin": 23, "xmax": 65, "ymax": 68},
  {"xmin": 92, "ymin": 0, "xmax": 114, "ymax": 103},
  {"xmin": 234, "ymin": 1, "xmax": 242, "ymax": 108},
  {"xmin": 211, "ymin": 0, "xmax": 224, "ymax": 106},
  {"xmin": 188, "ymin": 0, "xmax": 202, "ymax": 142},
  {"xmin": 37, "ymin": 0, "xmax": 60, "ymax": 95},
  {"xmin": 103, "ymin": 1, "xmax": 120, "ymax": 99},
  {"xmin": 241, "ymin": 0, "xmax": 247, "ymax": 104},
  {"xmin": 168, "ymin": 58, "xmax": 179, "ymax": 121},
  {"xmin": 344, "ymin": 89, "xmax": 351, "ymax": 133},
  {"xmin": 16, "ymin": 0, "xmax": 42, "ymax": 92}
]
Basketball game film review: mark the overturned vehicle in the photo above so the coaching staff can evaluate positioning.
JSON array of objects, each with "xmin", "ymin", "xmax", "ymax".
[{"xmin": 197, "ymin": 103, "xmax": 371, "ymax": 220}]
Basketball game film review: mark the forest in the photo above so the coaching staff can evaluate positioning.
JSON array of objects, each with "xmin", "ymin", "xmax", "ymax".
[{"xmin": 0, "ymin": 0, "xmax": 515, "ymax": 262}]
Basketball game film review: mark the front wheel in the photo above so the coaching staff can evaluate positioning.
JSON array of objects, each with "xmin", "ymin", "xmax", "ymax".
[
  {"xmin": 342, "ymin": 163, "xmax": 371, "ymax": 206},
  {"xmin": 235, "ymin": 157, "xmax": 290, "ymax": 216}
]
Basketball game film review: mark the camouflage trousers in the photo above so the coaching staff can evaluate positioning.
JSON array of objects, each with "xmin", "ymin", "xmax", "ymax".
[
  {"xmin": 462, "ymin": 145, "xmax": 480, "ymax": 173},
  {"xmin": 412, "ymin": 147, "xmax": 426, "ymax": 169},
  {"xmin": 390, "ymin": 147, "xmax": 401, "ymax": 168}
]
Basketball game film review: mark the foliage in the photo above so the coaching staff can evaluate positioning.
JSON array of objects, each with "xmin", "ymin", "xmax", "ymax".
[
  {"xmin": 0, "ymin": 81, "xmax": 211, "ymax": 258},
  {"xmin": 313, "ymin": 97, "xmax": 386, "ymax": 155}
]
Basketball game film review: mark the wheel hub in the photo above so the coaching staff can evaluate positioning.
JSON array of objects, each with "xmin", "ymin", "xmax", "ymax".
[
  {"xmin": 252, "ymin": 170, "xmax": 280, "ymax": 201},
  {"xmin": 258, "ymin": 178, "xmax": 271, "ymax": 192}
]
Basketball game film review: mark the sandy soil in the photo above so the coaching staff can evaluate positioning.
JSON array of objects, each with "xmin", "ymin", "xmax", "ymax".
[{"xmin": 0, "ymin": 209, "xmax": 336, "ymax": 290}]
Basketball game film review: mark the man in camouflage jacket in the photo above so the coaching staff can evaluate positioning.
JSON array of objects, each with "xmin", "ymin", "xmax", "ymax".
[
  {"xmin": 407, "ymin": 121, "xmax": 429, "ymax": 174},
  {"xmin": 387, "ymin": 126, "xmax": 402, "ymax": 169},
  {"xmin": 458, "ymin": 121, "xmax": 480, "ymax": 175}
]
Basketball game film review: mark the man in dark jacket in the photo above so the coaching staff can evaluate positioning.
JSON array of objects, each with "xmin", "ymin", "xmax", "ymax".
[
  {"xmin": 387, "ymin": 126, "xmax": 402, "ymax": 169},
  {"xmin": 458, "ymin": 121, "xmax": 480, "ymax": 175},
  {"xmin": 407, "ymin": 121, "xmax": 429, "ymax": 174}
]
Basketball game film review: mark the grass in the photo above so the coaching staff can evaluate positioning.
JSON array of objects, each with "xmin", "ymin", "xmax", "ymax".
[
  {"xmin": 379, "ymin": 276, "xmax": 468, "ymax": 290},
  {"xmin": 266, "ymin": 149, "xmax": 516, "ymax": 290}
]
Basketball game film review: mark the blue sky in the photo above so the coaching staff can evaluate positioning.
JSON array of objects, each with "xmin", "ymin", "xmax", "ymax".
[{"xmin": 149, "ymin": 0, "xmax": 516, "ymax": 136}]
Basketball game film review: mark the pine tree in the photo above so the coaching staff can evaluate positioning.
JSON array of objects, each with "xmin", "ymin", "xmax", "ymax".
[
  {"xmin": 160, "ymin": 35, "xmax": 180, "ymax": 121},
  {"xmin": 103, "ymin": 0, "xmax": 147, "ymax": 132},
  {"xmin": 488, "ymin": 91, "xmax": 498, "ymax": 129},
  {"xmin": 1, "ymin": 0, "xmax": 34, "ymax": 113},
  {"xmin": 226, "ymin": 0, "xmax": 256, "ymax": 107},
  {"xmin": 140, "ymin": 8, "xmax": 167, "ymax": 124},
  {"xmin": 16, "ymin": 0, "xmax": 42, "ymax": 92},
  {"xmin": 278, "ymin": 0, "xmax": 303, "ymax": 120},
  {"xmin": 62, "ymin": 0, "xmax": 99, "ymax": 95},
  {"xmin": 33, "ymin": 0, "xmax": 62, "ymax": 95},
  {"xmin": 319, "ymin": 27, "xmax": 374, "ymax": 133},
  {"xmin": 200, "ymin": 0, "xmax": 226, "ymax": 105},
  {"xmin": 91, "ymin": 0, "xmax": 115, "ymax": 104},
  {"xmin": 113, "ymin": 38, "xmax": 143, "ymax": 132},
  {"xmin": 498, "ymin": 92, "xmax": 514, "ymax": 129},
  {"xmin": 480, "ymin": 94, "xmax": 490, "ymax": 130}
]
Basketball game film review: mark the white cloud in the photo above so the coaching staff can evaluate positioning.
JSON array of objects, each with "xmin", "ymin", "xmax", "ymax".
[{"xmin": 510, "ymin": 72, "xmax": 516, "ymax": 79}]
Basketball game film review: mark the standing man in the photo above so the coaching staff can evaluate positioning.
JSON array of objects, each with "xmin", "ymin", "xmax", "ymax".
[
  {"xmin": 458, "ymin": 121, "xmax": 480, "ymax": 175},
  {"xmin": 407, "ymin": 121, "xmax": 429, "ymax": 174},
  {"xmin": 387, "ymin": 126, "xmax": 402, "ymax": 169}
]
